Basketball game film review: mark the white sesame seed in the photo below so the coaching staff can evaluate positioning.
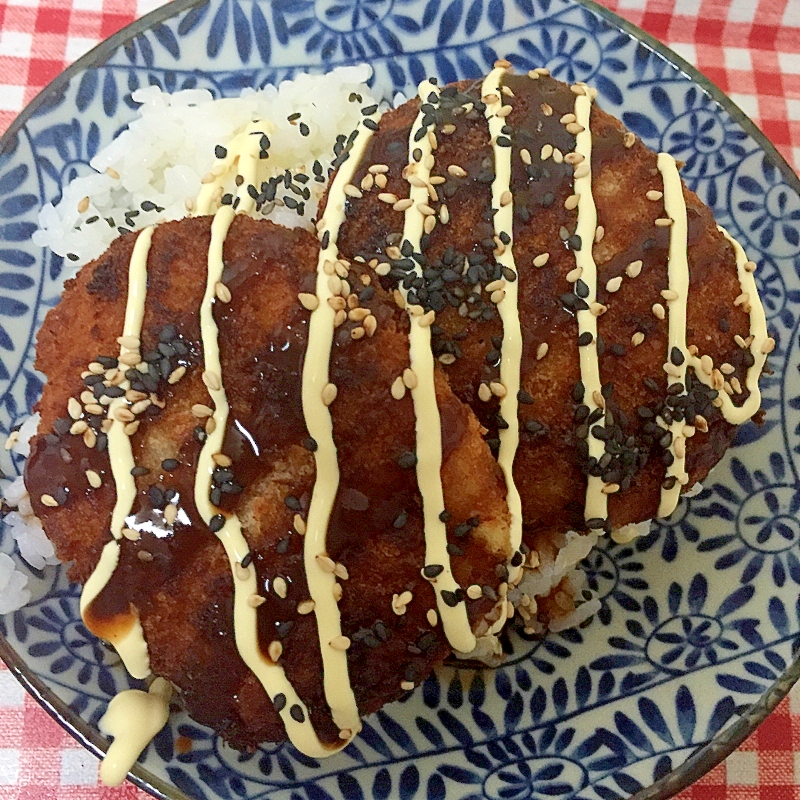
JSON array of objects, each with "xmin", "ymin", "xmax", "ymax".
[
  {"xmin": 674, "ymin": 437, "xmax": 686, "ymax": 459},
  {"xmin": 646, "ymin": 190, "xmax": 663, "ymax": 201},
  {"xmin": 316, "ymin": 554, "xmax": 336, "ymax": 573},
  {"xmin": 343, "ymin": 184, "xmax": 362, "ymax": 199},
  {"xmin": 734, "ymin": 292, "xmax": 750, "ymax": 307},
  {"xmin": 602, "ymin": 483, "xmax": 621, "ymax": 495},
  {"xmin": 391, "ymin": 376, "xmax": 406, "ymax": 400},
  {"xmin": 560, "ymin": 113, "xmax": 577, "ymax": 124},
  {"xmin": 466, "ymin": 584, "xmax": 482, "ymax": 600},
  {"xmin": 321, "ymin": 383, "xmax": 338, "ymax": 406},
  {"xmin": 122, "ymin": 527, "xmax": 140, "ymax": 541},
  {"xmin": 625, "ymin": 260, "xmax": 643, "ymax": 278},
  {"xmin": 273, "ymin": 577, "xmax": 288, "ymax": 598},
  {"xmin": 203, "ymin": 370, "xmax": 222, "ymax": 392},
  {"xmin": 118, "ymin": 352, "xmax": 141, "ymax": 367},
  {"xmin": 520, "ymin": 148, "xmax": 532, "ymax": 165},
  {"xmin": 293, "ymin": 514, "xmax": 306, "ymax": 535},
  {"xmin": 761, "ymin": 337, "xmax": 776, "ymax": 354},
  {"xmin": 652, "ymin": 303, "xmax": 666, "ymax": 320},
  {"xmin": 564, "ymin": 193, "xmax": 580, "ymax": 211},
  {"xmin": 298, "ymin": 600, "xmax": 315, "ymax": 615},
  {"xmin": 490, "ymin": 381, "xmax": 507, "ymax": 398},
  {"xmin": 70, "ymin": 420, "xmax": 89, "ymax": 435},
  {"xmin": 631, "ymin": 332, "xmax": 645, "ymax": 347},
  {"xmin": 491, "ymin": 289, "xmax": 506, "ymax": 305},
  {"xmin": 565, "ymin": 122, "xmax": 585, "ymax": 135},
  {"xmin": 164, "ymin": 503, "xmax": 178, "ymax": 525},
  {"xmin": 439, "ymin": 204, "xmax": 450, "ymax": 224},
  {"xmin": 402, "ymin": 368, "xmax": 418, "ymax": 390},
  {"xmin": 552, "ymin": 148, "xmax": 564, "ymax": 164},
  {"xmin": 573, "ymin": 163, "xmax": 590, "ymax": 179},
  {"xmin": 655, "ymin": 217, "xmax": 673, "ymax": 227},
  {"xmin": 167, "ymin": 365, "xmax": 186, "ymax": 385},
  {"xmin": 623, "ymin": 131, "xmax": 636, "ymax": 148},
  {"xmin": 138, "ymin": 550, "xmax": 153, "ymax": 562},
  {"xmin": 298, "ymin": 293, "xmax": 319, "ymax": 311},
  {"xmin": 334, "ymin": 562, "xmax": 349, "ymax": 580},
  {"xmin": 447, "ymin": 164, "xmax": 467, "ymax": 178},
  {"xmin": 40, "ymin": 494, "xmax": 59, "ymax": 508},
  {"xmin": 67, "ymin": 397, "xmax": 83, "ymax": 420},
  {"xmin": 540, "ymin": 143, "xmax": 553, "ymax": 160},
  {"xmin": 329, "ymin": 636, "xmax": 350, "ymax": 651},
  {"xmin": 215, "ymin": 282, "xmax": 232, "ymax": 303},
  {"xmin": 117, "ymin": 335, "xmax": 140, "ymax": 350},
  {"xmin": 533, "ymin": 252, "xmax": 550, "ymax": 268},
  {"xmin": 123, "ymin": 421, "xmax": 140, "ymax": 437},
  {"xmin": 248, "ymin": 594, "xmax": 266, "ymax": 608},
  {"xmin": 536, "ymin": 342, "xmax": 549, "ymax": 360},
  {"xmin": 661, "ymin": 289, "xmax": 679, "ymax": 301},
  {"xmin": 114, "ymin": 406, "xmax": 135, "ymax": 422},
  {"xmin": 594, "ymin": 226, "xmax": 605, "ymax": 243},
  {"xmin": 350, "ymin": 327, "xmax": 365, "ymax": 340},
  {"xmin": 541, "ymin": 103, "xmax": 553, "ymax": 116},
  {"xmin": 427, "ymin": 609, "xmax": 438, "ymax": 626},
  {"xmin": 378, "ymin": 192, "xmax": 399, "ymax": 204},
  {"xmin": 606, "ymin": 276, "xmax": 623, "ymax": 293}
]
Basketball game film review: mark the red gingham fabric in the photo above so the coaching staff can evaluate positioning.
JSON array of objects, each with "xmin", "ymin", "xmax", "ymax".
[{"xmin": 0, "ymin": 0, "xmax": 798, "ymax": 798}]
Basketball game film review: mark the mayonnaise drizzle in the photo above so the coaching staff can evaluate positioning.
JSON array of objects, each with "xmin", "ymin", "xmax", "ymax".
[
  {"xmin": 300, "ymin": 113, "xmax": 383, "ymax": 741},
  {"xmin": 99, "ymin": 677, "xmax": 171, "ymax": 787},
  {"xmin": 656, "ymin": 153, "xmax": 693, "ymax": 518},
  {"xmin": 195, "ymin": 124, "xmax": 350, "ymax": 757},
  {"xmin": 399, "ymin": 81, "xmax": 477, "ymax": 655},
  {"xmin": 655, "ymin": 154, "xmax": 771, "ymax": 517},
  {"xmin": 482, "ymin": 67, "xmax": 524, "ymax": 587},
  {"xmin": 80, "ymin": 225, "xmax": 155, "ymax": 681},
  {"xmin": 570, "ymin": 87, "xmax": 608, "ymax": 530},
  {"xmin": 711, "ymin": 226, "xmax": 771, "ymax": 422}
]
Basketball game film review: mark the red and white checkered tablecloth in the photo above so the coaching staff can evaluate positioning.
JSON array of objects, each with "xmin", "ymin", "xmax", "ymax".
[{"xmin": 0, "ymin": 0, "xmax": 798, "ymax": 798}]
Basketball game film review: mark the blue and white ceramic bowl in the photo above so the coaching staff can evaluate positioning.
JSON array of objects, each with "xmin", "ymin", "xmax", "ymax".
[{"xmin": 0, "ymin": 0, "xmax": 799, "ymax": 797}]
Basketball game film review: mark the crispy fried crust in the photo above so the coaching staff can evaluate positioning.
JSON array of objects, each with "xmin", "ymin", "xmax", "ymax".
[
  {"xmin": 332, "ymin": 73, "xmax": 755, "ymax": 540},
  {"xmin": 25, "ymin": 216, "xmax": 511, "ymax": 748}
]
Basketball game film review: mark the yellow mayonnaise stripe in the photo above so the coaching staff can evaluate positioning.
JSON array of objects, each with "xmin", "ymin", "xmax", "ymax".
[
  {"xmin": 572, "ymin": 88, "xmax": 608, "ymax": 529},
  {"xmin": 656, "ymin": 153, "xmax": 692, "ymax": 518},
  {"xmin": 81, "ymin": 225, "xmax": 154, "ymax": 681},
  {"xmin": 399, "ymin": 80, "xmax": 477, "ymax": 655},
  {"xmin": 301, "ymin": 114, "xmax": 382, "ymax": 740},
  {"xmin": 482, "ymin": 67, "xmax": 523, "ymax": 588},
  {"xmin": 195, "ymin": 132, "xmax": 347, "ymax": 757},
  {"xmin": 699, "ymin": 227, "xmax": 770, "ymax": 423}
]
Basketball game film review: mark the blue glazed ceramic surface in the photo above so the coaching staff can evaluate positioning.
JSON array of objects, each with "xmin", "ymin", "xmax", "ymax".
[{"xmin": 0, "ymin": 0, "xmax": 799, "ymax": 798}]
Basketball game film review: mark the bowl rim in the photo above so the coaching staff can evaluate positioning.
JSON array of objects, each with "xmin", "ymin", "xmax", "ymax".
[{"xmin": 0, "ymin": 1, "xmax": 798, "ymax": 798}]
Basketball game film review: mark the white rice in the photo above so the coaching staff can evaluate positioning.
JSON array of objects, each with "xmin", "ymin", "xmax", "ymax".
[
  {"xmin": 0, "ymin": 414, "xmax": 59, "ymax": 612},
  {"xmin": 33, "ymin": 65, "xmax": 379, "ymax": 267}
]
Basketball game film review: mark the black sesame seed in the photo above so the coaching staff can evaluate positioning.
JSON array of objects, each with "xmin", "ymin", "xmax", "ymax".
[
  {"xmin": 392, "ymin": 511, "xmax": 407, "ymax": 529},
  {"xmin": 241, "ymin": 552, "xmax": 253, "ymax": 569},
  {"xmin": 215, "ymin": 145, "xmax": 227, "ymax": 159},
  {"xmin": 148, "ymin": 486, "xmax": 165, "ymax": 509},
  {"xmin": 441, "ymin": 590, "xmax": 460, "ymax": 607},
  {"xmin": 454, "ymin": 523, "xmax": 472, "ymax": 538},
  {"xmin": 284, "ymin": 495, "xmax": 302, "ymax": 511},
  {"xmin": 161, "ymin": 459, "xmax": 179, "ymax": 472},
  {"xmin": 289, "ymin": 704, "xmax": 305, "ymax": 723},
  {"xmin": 131, "ymin": 466, "xmax": 150, "ymax": 477},
  {"xmin": 568, "ymin": 234, "xmax": 582, "ymax": 251},
  {"xmin": 517, "ymin": 389, "xmax": 534, "ymax": 405},
  {"xmin": 209, "ymin": 514, "xmax": 225, "ymax": 533},
  {"xmin": 363, "ymin": 118, "xmax": 379, "ymax": 131},
  {"xmin": 397, "ymin": 452, "xmax": 417, "ymax": 469},
  {"xmin": 302, "ymin": 437, "xmax": 318, "ymax": 452},
  {"xmin": 423, "ymin": 564, "xmax": 444, "ymax": 579},
  {"xmin": 510, "ymin": 551, "xmax": 524, "ymax": 567},
  {"xmin": 320, "ymin": 230, "xmax": 330, "ymax": 250},
  {"xmin": 670, "ymin": 347, "xmax": 685, "ymax": 366},
  {"xmin": 577, "ymin": 331, "xmax": 593, "ymax": 346}
]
